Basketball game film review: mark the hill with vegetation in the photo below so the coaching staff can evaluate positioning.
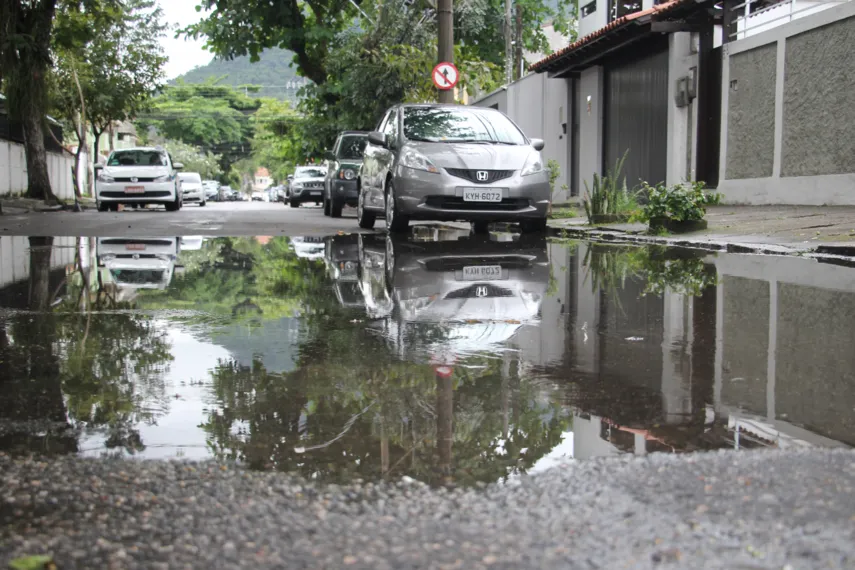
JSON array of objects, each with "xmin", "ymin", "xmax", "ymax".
[{"xmin": 173, "ymin": 48, "xmax": 308, "ymax": 102}]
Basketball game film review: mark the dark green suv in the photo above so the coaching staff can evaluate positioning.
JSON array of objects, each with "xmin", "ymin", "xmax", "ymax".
[{"xmin": 323, "ymin": 131, "xmax": 368, "ymax": 218}]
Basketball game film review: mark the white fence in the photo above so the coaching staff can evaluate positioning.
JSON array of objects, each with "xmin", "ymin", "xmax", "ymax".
[
  {"xmin": 0, "ymin": 140, "xmax": 77, "ymax": 200},
  {"xmin": 733, "ymin": 0, "xmax": 848, "ymax": 39}
]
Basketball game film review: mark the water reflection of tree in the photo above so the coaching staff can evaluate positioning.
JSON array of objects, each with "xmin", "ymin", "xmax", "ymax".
[
  {"xmin": 202, "ymin": 339, "xmax": 570, "ymax": 486},
  {"xmin": 0, "ymin": 237, "xmax": 173, "ymax": 456}
]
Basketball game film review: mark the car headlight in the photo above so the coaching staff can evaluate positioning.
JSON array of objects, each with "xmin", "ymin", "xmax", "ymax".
[
  {"xmin": 153, "ymin": 174, "xmax": 172, "ymax": 182},
  {"xmin": 339, "ymin": 169, "xmax": 356, "ymax": 180},
  {"xmin": 97, "ymin": 172, "xmax": 115, "ymax": 183},
  {"xmin": 293, "ymin": 183, "xmax": 304, "ymax": 192},
  {"xmin": 520, "ymin": 152, "xmax": 544, "ymax": 176},
  {"xmin": 400, "ymin": 149, "xmax": 439, "ymax": 174}
]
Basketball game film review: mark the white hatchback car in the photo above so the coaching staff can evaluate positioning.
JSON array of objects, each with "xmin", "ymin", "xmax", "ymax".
[
  {"xmin": 95, "ymin": 147, "xmax": 184, "ymax": 212},
  {"xmin": 178, "ymin": 172, "xmax": 206, "ymax": 206}
]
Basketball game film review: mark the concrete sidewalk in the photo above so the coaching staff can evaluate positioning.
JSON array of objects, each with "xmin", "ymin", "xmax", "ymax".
[{"xmin": 548, "ymin": 205, "xmax": 855, "ymax": 257}]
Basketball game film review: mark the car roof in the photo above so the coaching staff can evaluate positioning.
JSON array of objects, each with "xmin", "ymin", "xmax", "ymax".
[
  {"xmin": 338, "ymin": 131, "xmax": 369, "ymax": 136},
  {"xmin": 110, "ymin": 147, "xmax": 165, "ymax": 152}
]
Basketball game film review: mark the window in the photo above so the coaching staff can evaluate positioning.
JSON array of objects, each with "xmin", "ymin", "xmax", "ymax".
[
  {"xmin": 178, "ymin": 173, "xmax": 202, "ymax": 184},
  {"xmin": 382, "ymin": 109, "xmax": 398, "ymax": 147},
  {"xmin": 402, "ymin": 107, "xmax": 527, "ymax": 145},
  {"xmin": 609, "ymin": 0, "xmax": 642, "ymax": 21},
  {"xmin": 107, "ymin": 149, "xmax": 167, "ymax": 166},
  {"xmin": 581, "ymin": 0, "xmax": 596, "ymax": 17},
  {"xmin": 294, "ymin": 167, "xmax": 327, "ymax": 178},
  {"xmin": 337, "ymin": 135, "xmax": 368, "ymax": 159}
]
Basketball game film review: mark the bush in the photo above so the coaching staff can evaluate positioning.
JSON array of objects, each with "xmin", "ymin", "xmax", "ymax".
[{"xmin": 637, "ymin": 181, "xmax": 720, "ymax": 222}]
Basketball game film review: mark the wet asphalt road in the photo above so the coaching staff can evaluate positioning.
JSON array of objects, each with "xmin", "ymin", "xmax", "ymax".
[
  {"xmin": 2, "ymin": 449, "xmax": 854, "ymax": 569},
  {"xmin": 0, "ymin": 201, "xmax": 372, "ymax": 237}
]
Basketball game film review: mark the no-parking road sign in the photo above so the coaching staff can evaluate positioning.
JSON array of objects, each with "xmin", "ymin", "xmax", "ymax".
[{"xmin": 432, "ymin": 62, "xmax": 459, "ymax": 91}]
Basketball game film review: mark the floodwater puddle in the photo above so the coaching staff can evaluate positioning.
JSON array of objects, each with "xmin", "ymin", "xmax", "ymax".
[{"xmin": 1, "ymin": 229, "xmax": 853, "ymax": 486}]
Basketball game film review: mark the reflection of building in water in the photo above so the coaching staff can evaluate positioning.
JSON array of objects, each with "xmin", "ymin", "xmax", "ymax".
[{"xmin": 539, "ymin": 243, "xmax": 854, "ymax": 457}]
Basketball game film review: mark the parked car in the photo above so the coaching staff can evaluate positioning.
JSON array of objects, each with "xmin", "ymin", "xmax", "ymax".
[
  {"xmin": 96, "ymin": 237, "xmax": 180, "ymax": 291},
  {"xmin": 323, "ymin": 131, "xmax": 368, "ymax": 218},
  {"xmin": 202, "ymin": 180, "xmax": 219, "ymax": 201},
  {"xmin": 251, "ymin": 191, "xmax": 267, "ymax": 202},
  {"xmin": 357, "ymin": 104, "xmax": 549, "ymax": 234},
  {"xmin": 287, "ymin": 166, "xmax": 327, "ymax": 208},
  {"xmin": 178, "ymin": 172, "xmax": 206, "ymax": 206},
  {"xmin": 95, "ymin": 147, "xmax": 184, "ymax": 212}
]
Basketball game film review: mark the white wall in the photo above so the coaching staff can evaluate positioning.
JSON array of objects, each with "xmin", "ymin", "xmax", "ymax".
[
  {"xmin": 473, "ymin": 73, "xmax": 573, "ymax": 203},
  {"xmin": 0, "ymin": 236, "xmax": 78, "ymax": 290},
  {"xmin": 735, "ymin": 0, "xmax": 847, "ymax": 39},
  {"xmin": 579, "ymin": 0, "xmax": 608, "ymax": 37},
  {"xmin": 0, "ymin": 140, "xmax": 76, "ymax": 200},
  {"xmin": 577, "ymin": 66, "xmax": 604, "ymax": 197},
  {"xmin": 666, "ymin": 33, "xmax": 701, "ymax": 186}
]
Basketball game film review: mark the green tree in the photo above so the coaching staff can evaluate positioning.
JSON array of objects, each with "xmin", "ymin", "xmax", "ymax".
[
  {"xmin": 137, "ymin": 81, "xmax": 261, "ymax": 173},
  {"xmin": 162, "ymin": 139, "xmax": 224, "ymax": 179},
  {"xmin": 250, "ymin": 98, "xmax": 301, "ymax": 180},
  {"xmin": 184, "ymin": 0, "xmax": 360, "ymax": 86},
  {"xmin": 50, "ymin": 0, "xmax": 167, "ymax": 192}
]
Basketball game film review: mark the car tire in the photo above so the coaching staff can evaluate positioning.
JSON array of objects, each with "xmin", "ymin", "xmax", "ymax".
[
  {"xmin": 290, "ymin": 199, "xmax": 300, "ymax": 208},
  {"xmin": 323, "ymin": 195, "xmax": 331, "ymax": 216},
  {"xmin": 200, "ymin": 200, "xmax": 206, "ymax": 207},
  {"xmin": 385, "ymin": 179, "xmax": 409, "ymax": 234},
  {"xmin": 165, "ymin": 194, "xmax": 181, "ymax": 212},
  {"xmin": 357, "ymin": 190, "xmax": 376, "ymax": 230},
  {"xmin": 520, "ymin": 218, "xmax": 548, "ymax": 234},
  {"xmin": 97, "ymin": 201, "xmax": 109, "ymax": 212},
  {"xmin": 330, "ymin": 197, "xmax": 343, "ymax": 218},
  {"xmin": 472, "ymin": 221, "xmax": 490, "ymax": 234}
]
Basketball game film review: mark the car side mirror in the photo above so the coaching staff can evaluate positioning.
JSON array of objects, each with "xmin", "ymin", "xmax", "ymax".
[
  {"xmin": 94, "ymin": 164, "xmax": 103, "ymax": 171},
  {"xmin": 323, "ymin": 150, "xmax": 335, "ymax": 160},
  {"xmin": 530, "ymin": 138, "xmax": 545, "ymax": 151},
  {"xmin": 173, "ymin": 162, "xmax": 184, "ymax": 170},
  {"xmin": 368, "ymin": 131, "xmax": 386, "ymax": 148}
]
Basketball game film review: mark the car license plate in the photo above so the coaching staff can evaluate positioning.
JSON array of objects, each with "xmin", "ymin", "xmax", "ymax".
[
  {"xmin": 125, "ymin": 244, "xmax": 146, "ymax": 251},
  {"xmin": 461, "ymin": 265, "xmax": 503, "ymax": 281},
  {"xmin": 124, "ymin": 186, "xmax": 145, "ymax": 194},
  {"xmin": 311, "ymin": 191, "xmax": 321, "ymax": 196},
  {"xmin": 463, "ymin": 189, "xmax": 502, "ymax": 202}
]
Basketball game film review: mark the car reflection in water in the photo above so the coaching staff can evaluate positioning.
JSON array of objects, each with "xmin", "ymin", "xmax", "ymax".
[
  {"xmin": 323, "ymin": 234, "xmax": 364, "ymax": 309},
  {"xmin": 96, "ymin": 238, "xmax": 181, "ymax": 300},
  {"xmin": 349, "ymin": 227, "xmax": 549, "ymax": 365}
]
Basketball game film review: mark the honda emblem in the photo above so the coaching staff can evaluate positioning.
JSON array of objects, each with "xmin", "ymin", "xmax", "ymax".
[
  {"xmin": 475, "ymin": 285, "xmax": 489, "ymax": 298},
  {"xmin": 476, "ymin": 171, "xmax": 488, "ymax": 182}
]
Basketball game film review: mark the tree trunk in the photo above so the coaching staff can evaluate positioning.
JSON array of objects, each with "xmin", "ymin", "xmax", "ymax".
[
  {"xmin": 3, "ymin": 0, "xmax": 60, "ymax": 202},
  {"xmin": 28, "ymin": 236, "xmax": 55, "ymax": 311},
  {"xmin": 92, "ymin": 124, "xmax": 104, "ymax": 165},
  {"xmin": 514, "ymin": 5, "xmax": 524, "ymax": 80},
  {"xmin": 20, "ymin": 84, "xmax": 57, "ymax": 202},
  {"xmin": 108, "ymin": 122, "xmax": 115, "ymax": 151}
]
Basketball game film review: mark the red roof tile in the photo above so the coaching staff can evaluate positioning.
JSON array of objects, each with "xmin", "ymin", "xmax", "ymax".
[{"xmin": 530, "ymin": 0, "xmax": 695, "ymax": 72}]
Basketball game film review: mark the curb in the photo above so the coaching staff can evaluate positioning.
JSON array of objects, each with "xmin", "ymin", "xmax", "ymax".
[{"xmin": 546, "ymin": 222, "xmax": 855, "ymax": 263}]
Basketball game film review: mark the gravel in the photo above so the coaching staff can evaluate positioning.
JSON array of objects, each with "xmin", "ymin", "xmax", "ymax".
[{"xmin": 2, "ymin": 448, "xmax": 854, "ymax": 569}]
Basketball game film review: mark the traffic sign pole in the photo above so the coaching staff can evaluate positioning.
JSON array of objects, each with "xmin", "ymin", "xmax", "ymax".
[{"xmin": 437, "ymin": 0, "xmax": 454, "ymax": 103}]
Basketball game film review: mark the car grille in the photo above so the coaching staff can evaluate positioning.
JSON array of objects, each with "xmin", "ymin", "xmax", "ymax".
[
  {"xmin": 445, "ymin": 169, "xmax": 515, "ymax": 184},
  {"xmin": 445, "ymin": 284, "xmax": 514, "ymax": 299},
  {"xmin": 424, "ymin": 196, "xmax": 530, "ymax": 211},
  {"xmin": 113, "ymin": 177, "xmax": 158, "ymax": 182},
  {"xmin": 100, "ymin": 190, "xmax": 171, "ymax": 198}
]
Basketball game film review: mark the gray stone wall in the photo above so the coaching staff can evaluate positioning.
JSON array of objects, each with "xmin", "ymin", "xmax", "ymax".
[
  {"xmin": 781, "ymin": 16, "xmax": 855, "ymax": 177},
  {"xmin": 721, "ymin": 276, "xmax": 769, "ymax": 415},
  {"xmin": 776, "ymin": 283, "xmax": 855, "ymax": 446},
  {"xmin": 725, "ymin": 44, "xmax": 777, "ymax": 180}
]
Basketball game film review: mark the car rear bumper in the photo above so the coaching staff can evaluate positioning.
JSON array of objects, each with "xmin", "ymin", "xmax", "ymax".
[
  {"xmin": 394, "ymin": 167, "xmax": 550, "ymax": 221},
  {"xmin": 97, "ymin": 182, "xmax": 176, "ymax": 203}
]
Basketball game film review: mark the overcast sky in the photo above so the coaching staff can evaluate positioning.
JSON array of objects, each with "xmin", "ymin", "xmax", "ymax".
[{"xmin": 158, "ymin": 1, "xmax": 213, "ymax": 79}]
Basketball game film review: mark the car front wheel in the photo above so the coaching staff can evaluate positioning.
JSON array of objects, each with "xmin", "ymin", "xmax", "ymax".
[
  {"xmin": 357, "ymin": 190, "xmax": 376, "ymax": 230},
  {"xmin": 385, "ymin": 180, "xmax": 409, "ymax": 234}
]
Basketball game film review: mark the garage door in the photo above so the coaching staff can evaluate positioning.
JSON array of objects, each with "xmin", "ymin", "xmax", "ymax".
[{"xmin": 603, "ymin": 38, "xmax": 669, "ymax": 190}]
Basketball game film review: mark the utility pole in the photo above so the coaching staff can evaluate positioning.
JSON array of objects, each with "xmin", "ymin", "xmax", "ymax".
[
  {"xmin": 504, "ymin": 0, "xmax": 513, "ymax": 85},
  {"xmin": 437, "ymin": 0, "xmax": 454, "ymax": 103},
  {"xmin": 514, "ymin": 4, "xmax": 523, "ymax": 80}
]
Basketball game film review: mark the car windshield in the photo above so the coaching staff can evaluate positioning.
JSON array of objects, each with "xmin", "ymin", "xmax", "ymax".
[
  {"xmin": 108, "ymin": 150, "xmax": 168, "ymax": 167},
  {"xmin": 337, "ymin": 135, "xmax": 368, "ymax": 160},
  {"xmin": 178, "ymin": 173, "xmax": 202, "ymax": 184},
  {"xmin": 295, "ymin": 167, "xmax": 326, "ymax": 178},
  {"xmin": 403, "ymin": 107, "xmax": 526, "ymax": 144}
]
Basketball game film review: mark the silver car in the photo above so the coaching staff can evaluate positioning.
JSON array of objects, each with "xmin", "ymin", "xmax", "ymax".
[{"xmin": 357, "ymin": 104, "xmax": 550, "ymax": 234}]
